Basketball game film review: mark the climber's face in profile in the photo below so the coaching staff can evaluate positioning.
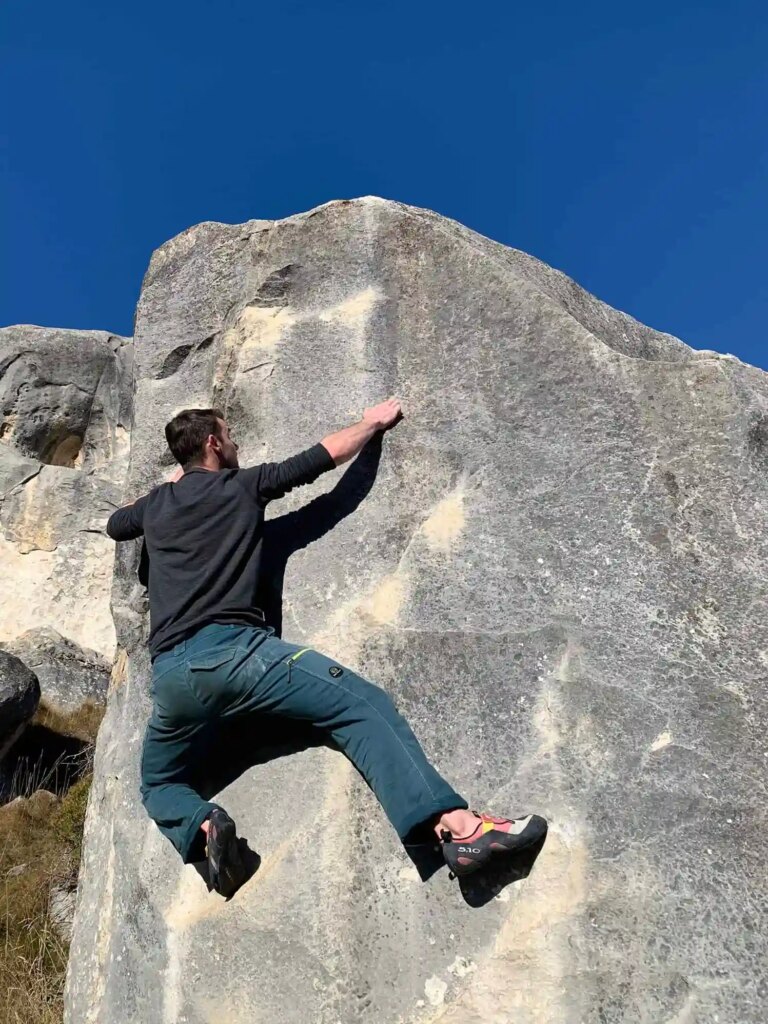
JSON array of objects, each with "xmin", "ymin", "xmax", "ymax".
[{"xmin": 213, "ymin": 417, "xmax": 240, "ymax": 470}]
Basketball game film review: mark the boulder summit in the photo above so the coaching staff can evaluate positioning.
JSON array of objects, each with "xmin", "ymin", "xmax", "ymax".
[{"xmin": 62, "ymin": 198, "xmax": 768, "ymax": 1023}]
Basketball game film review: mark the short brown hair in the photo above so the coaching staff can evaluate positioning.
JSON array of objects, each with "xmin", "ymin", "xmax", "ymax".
[{"xmin": 165, "ymin": 408, "xmax": 225, "ymax": 467}]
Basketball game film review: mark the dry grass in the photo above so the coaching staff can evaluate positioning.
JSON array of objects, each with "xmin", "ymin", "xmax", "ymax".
[
  {"xmin": 35, "ymin": 702, "xmax": 104, "ymax": 746},
  {"xmin": 3, "ymin": 702, "xmax": 102, "ymax": 804},
  {"xmin": 0, "ymin": 702, "xmax": 103, "ymax": 1024}
]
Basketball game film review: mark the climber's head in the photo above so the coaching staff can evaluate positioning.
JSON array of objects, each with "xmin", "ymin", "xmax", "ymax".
[{"xmin": 165, "ymin": 408, "xmax": 240, "ymax": 471}]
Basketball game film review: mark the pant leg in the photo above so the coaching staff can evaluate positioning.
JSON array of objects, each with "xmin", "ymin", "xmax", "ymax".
[
  {"xmin": 144, "ymin": 623, "xmax": 467, "ymax": 852},
  {"xmin": 219, "ymin": 633, "xmax": 468, "ymax": 840},
  {"xmin": 140, "ymin": 655, "xmax": 222, "ymax": 864}
]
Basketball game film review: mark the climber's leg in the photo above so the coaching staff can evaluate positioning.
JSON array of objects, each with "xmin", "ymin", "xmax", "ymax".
[
  {"xmin": 224, "ymin": 633, "xmax": 549, "ymax": 874},
  {"xmin": 140, "ymin": 715, "xmax": 223, "ymax": 863},
  {"xmin": 154, "ymin": 624, "xmax": 547, "ymax": 877},
  {"xmin": 216, "ymin": 631, "xmax": 469, "ymax": 842},
  {"xmin": 140, "ymin": 649, "xmax": 223, "ymax": 864}
]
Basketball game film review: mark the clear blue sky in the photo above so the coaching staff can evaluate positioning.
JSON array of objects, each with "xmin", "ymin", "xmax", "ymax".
[{"xmin": 2, "ymin": 1, "xmax": 767, "ymax": 368}]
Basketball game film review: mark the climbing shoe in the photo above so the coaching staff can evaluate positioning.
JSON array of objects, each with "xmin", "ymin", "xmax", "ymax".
[
  {"xmin": 205, "ymin": 809, "xmax": 247, "ymax": 898},
  {"xmin": 441, "ymin": 812, "xmax": 548, "ymax": 877}
]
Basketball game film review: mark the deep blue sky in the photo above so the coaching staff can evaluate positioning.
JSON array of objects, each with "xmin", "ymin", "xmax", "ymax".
[{"xmin": 2, "ymin": 1, "xmax": 767, "ymax": 368}]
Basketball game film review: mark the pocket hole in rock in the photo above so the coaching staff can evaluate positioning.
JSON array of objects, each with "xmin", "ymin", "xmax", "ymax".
[{"xmin": 40, "ymin": 432, "xmax": 84, "ymax": 468}]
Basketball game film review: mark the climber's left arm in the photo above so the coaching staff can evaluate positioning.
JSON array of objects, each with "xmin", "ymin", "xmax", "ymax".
[
  {"xmin": 105, "ymin": 467, "xmax": 183, "ymax": 542},
  {"xmin": 106, "ymin": 492, "xmax": 150, "ymax": 541}
]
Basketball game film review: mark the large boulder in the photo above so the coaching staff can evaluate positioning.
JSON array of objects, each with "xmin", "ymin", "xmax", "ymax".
[
  {"xmin": 0, "ymin": 326, "xmax": 132, "ymax": 477},
  {"xmin": 0, "ymin": 649, "xmax": 40, "ymax": 760},
  {"xmin": 1, "ymin": 628, "xmax": 111, "ymax": 717},
  {"xmin": 66, "ymin": 199, "xmax": 768, "ymax": 1023},
  {"xmin": 0, "ymin": 327, "xmax": 132, "ymax": 661}
]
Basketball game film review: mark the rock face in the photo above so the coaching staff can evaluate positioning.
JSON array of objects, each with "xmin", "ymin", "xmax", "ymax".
[
  {"xmin": 0, "ymin": 650, "xmax": 40, "ymax": 760},
  {"xmin": 0, "ymin": 326, "xmax": 132, "ymax": 665},
  {"xmin": 66, "ymin": 199, "xmax": 768, "ymax": 1023},
  {"xmin": 2, "ymin": 628, "xmax": 111, "ymax": 716}
]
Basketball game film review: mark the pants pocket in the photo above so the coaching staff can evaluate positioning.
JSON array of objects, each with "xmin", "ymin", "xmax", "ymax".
[
  {"xmin": 185, "ymin": 647, "xmax": 240, "ymax": 712},
  {"xmin": 187, "ymin": 648, "xmax": 238, "ymax": 672}
]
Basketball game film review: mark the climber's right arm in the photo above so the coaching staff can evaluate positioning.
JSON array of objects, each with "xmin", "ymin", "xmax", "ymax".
[
  {"xmin": 321, "ymin": 398, "xmax": 402, "ymax": 466},
  {"xmin": 236, "ymin": 397, "xmax": 402, "ymax": 507}
]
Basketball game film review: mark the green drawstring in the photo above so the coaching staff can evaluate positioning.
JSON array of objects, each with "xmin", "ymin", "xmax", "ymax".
[{"xmin": 286, "ymin": 647, "xmax": 311, "ymax": 664}]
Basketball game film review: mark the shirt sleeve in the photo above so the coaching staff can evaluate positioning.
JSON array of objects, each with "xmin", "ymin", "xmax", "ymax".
[
  {"xmin": 106, "ymin": 493, "xmax": 150, "ymax": 541},
  {"xmin": 236, "ymin": 443, "xmax": 336, "ymax": 506}
]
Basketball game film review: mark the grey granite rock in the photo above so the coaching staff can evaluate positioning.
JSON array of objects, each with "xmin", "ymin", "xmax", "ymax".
[
  {"xmin": 66, "ymin": 199, "xmax": 768, "ymax": 1024},
  {"xmin": 0, "ymin": 326, "xmax": 132, "ymax": 473},
  {"xmin": 0, "ymin": 649, "xmax": 40, "ymax": 760},
  {"xmin": 0, "ymin": 326, "xmax": 132, "ymax": 661},
  {"xmin": 1, "ymin": 628, "xmax": 110, "ymax": 715}
]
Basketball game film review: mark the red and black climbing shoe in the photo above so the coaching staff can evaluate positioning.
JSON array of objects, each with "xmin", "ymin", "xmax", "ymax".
[
  {"xmin": 441, "ymin": 812, "xmax": 548, "ymax": 877},
  {"xmin": 205, "ymin": 809, "xmax": 247, "ymax": 899}
]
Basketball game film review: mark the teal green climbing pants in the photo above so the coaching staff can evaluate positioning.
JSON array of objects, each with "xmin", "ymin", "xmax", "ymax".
[{"xmin": 140, "ymin": 623, "xmax": 467, "ymax": 863}]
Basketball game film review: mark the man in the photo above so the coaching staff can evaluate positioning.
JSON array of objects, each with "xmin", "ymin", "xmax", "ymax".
[{"xmin": 107, "ymin": 400, "xmax": 546, "ymax": 897}]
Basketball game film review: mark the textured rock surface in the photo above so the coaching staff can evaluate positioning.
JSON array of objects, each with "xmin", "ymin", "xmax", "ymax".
[
  {"xmin": 67, "ymin": 199, "xmax": 768, "ymax": 1023},
  {"xmin": 0, "ymin": 326, "xmax": 132, "ymax": 661},
  {"xmin": 0, "ymin": 649, "xmax": 40, "ymax": 759},
  {"xmin": 1, "ymin": 628, "xmax": 111, "ymax": 715}
]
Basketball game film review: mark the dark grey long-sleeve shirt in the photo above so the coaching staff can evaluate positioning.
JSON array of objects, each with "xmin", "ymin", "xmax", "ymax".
[{"xmin": 106, "ymin": 444, "xmax": 336, "ymax": 659}]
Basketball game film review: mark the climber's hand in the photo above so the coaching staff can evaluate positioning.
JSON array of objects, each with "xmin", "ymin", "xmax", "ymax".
[
  {"xmin": 363, "ymin": 397, "xmax": 403, "ymax": 431},
  {"xmin": 322, "ymin": 399, "xmax": 403, "ymax": 465}
]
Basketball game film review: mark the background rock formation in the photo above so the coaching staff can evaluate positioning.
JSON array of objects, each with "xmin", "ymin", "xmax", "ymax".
[
  {"xmin": 0, "ymin": 650, "xmax": 40, "ymax": 760},
  {"xmin": 3, "ymin": 629, "xmax": 111, "ymax": 717},
  {"xmin": 0, "ymin": 326, "xmax": 131, "ymax": 672},
  {"xmin": 0, "ymin": 326, "xmax": 131, "ymax": 1022},
  {"xmin": 66, "ymin": 199, "xmax": 768, "ymax": 1023}
]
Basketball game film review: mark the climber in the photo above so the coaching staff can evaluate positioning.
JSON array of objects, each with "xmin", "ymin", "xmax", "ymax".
[{"xmin": 106, "ymin": 401, "xmax": 547, "ymax": 897}]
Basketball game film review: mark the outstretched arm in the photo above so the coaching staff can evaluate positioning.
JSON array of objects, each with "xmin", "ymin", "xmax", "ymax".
[
  {"xmin": 320, "ymin": 397, "xmax": 402, "ymax": 466},
  {"xmin": 238, "ymin": 397, "xmax": 403, "ymax": 506}
]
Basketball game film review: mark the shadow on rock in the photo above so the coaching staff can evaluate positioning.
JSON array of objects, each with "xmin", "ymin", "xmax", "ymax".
[
  {"xmin": 256, "ymin": 433, "xmax": 383, "ymax": 636},
  {"xmin": 403, "ymin": 830, "xmax": 446, "ymax": 882},
  {"xmin": 199, "ymin": 714, "xmax": 330, "ymax": 799},
  {"xmin": 1, "ymin": 723, "xmax": 91, "ymax": 800},
  {"xmin": 185, "ymin": 717, "xmax": 331, "ymax": 896},
  {"xmin": 191, "ymin": 839, "xmax": 262, "ymax": 900}
]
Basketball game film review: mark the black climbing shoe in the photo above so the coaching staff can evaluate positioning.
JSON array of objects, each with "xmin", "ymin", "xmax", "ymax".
[
  {"xmin": 441, "ymin": 812, "xmax": 548, "ymax": 877},
  {"xmin": 205, "ymin": 809, "xmax": 247, "ymax": 898}
]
